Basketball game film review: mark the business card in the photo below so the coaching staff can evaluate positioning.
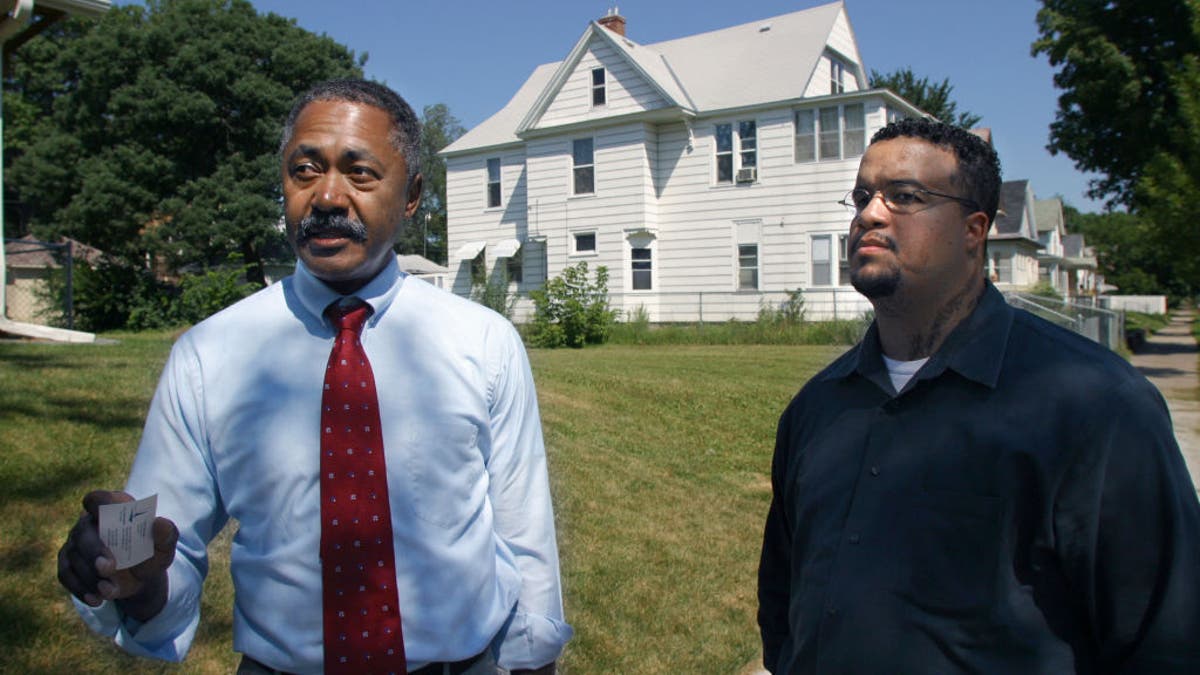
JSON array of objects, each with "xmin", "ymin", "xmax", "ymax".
[{"xmin": 98, "ymin": 494, "xmax": 158, "ymax": 570}]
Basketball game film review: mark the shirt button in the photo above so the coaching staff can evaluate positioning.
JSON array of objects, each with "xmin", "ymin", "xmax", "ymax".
[
  {"xmin": 869, "ymin": 466, "xmax": 880, "ymax": 476},
  {"xmin": 848, "ymin": 534, "xmax": 861, "ymax": 544}
]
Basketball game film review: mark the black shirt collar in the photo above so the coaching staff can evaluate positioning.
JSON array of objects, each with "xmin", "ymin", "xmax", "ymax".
[{"xmin": 823, "ymin": 282, "xmax": 1013, "ymax": 392}]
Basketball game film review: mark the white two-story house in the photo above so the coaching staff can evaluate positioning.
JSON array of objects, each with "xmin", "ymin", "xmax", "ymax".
[
  {"xmin": 987, "ymin": 179, "xmax": 1044, "ymax": 290},
  {"xmin": 442, "ymin": 1, "xmax": 925, "ymax": 321}
]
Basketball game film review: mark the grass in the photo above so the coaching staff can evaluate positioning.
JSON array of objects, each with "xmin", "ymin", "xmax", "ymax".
[
  {"xmin": 0, "ymin": 332, "xmax": 846, "ymax": 674},
  {"xmin": 1125, "ymin": 310, "xmax": 1171, "ymax": 335}
]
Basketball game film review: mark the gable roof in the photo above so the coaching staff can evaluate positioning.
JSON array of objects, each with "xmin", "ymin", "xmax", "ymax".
[
  {"xmin": 443, "ymin": 1, "xmax": 853, "ymax": 156},
  {"xmin": 991, "ymin": 180, "xmax": 1042, "ymax": 245},
  {"xmin": 1034, "ymin": 197, "xmax": 1065, "ymax": 234},
  {"xmin": 516, "ymin": 21, "xmax": 694, "ymax": 134},
  {"xmin": 4, "ymin": 234, "xmax": 105, "ymax": 268}
]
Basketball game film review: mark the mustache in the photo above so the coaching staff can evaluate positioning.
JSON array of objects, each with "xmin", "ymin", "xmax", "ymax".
[
  {"xmin": 851, "ymin": 233, "xmax": 896, "ymax": 254},
  {"xmin": 295, "ymin": 213, "xmax": 368, "ymax": 243}
]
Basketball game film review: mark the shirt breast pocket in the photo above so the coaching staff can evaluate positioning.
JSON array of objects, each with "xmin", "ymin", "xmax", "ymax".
[
  {"xmin": 898, "ymin": 491, "xmax": 1006, "ymax": 614},
  {"xmin": 401, "ymin": 420, "xmax": 484, "ymax": 529}
]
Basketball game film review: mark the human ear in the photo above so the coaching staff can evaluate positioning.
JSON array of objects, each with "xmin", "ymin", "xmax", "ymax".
[
  {"xmin": 404, "ymin": 173, "xmax": 423, "ymax": 218},
  {"xmin": 963, "ymin": 211, "xmax": 989, "ymax": 257}
]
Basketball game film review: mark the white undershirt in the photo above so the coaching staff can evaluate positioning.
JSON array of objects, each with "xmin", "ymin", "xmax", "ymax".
[{"xmin": 882, "ymin": 355, "xmax": 929, "ymax": 394}]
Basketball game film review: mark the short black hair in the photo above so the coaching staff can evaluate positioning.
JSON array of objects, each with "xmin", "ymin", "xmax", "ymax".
[
  {"xmin": 871, "ymin": 118, "xmax": 1001, "ymax": 225},
  {"xmin": 279, "ymin": 79, "xmax": 421, "ymax": 184}
]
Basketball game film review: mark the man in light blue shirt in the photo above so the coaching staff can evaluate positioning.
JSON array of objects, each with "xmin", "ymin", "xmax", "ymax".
[{"xmin": 57, "ymin": 79, "xmax": 571, "ymax": 674}]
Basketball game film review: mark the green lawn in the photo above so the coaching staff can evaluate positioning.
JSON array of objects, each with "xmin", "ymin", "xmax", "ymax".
[{"xmin": 0, "ymin": 334, "xmax": 846, "ymax": 674}]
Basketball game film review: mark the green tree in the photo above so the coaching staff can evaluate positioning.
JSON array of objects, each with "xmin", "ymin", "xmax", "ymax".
[
  {"xmin": 1034, "ymin": 1, "xmax": 1200, "ymax": 295},
  {"xmin": 4, "ymin": 0, "xmax": 364, "ymax": 285},
  {"xmin": 1032, "ymin": 0, "xmax": 1200, "ymax": 206},
  {"xmin": 869, "ymin": 67, "xmax": 982, "ymax": 128},
  {"xmin": 398, "ymin": 103, "xmax": 465, "ymax": 265},
  {"xmin": 1063, "ymin": 204, "xmax": 1191, "ymax": 298}
]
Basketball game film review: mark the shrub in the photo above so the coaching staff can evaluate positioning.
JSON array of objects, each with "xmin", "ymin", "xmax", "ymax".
[
  {"xmin": 470, "ymin": 273, "xmax": 516, "ymax": 320},
  {"xmin": 527, "ymin": 262, "xmax": 619, "ymax": 348}
]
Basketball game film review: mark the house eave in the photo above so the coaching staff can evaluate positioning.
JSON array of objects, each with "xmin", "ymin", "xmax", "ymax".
[
  {"xmin": 695, "ymin": 88, "xmax": 928, "ymax": 122},
  {"xmin": 517, "ymin": 107, "xmax": 696, "ymax": 140},
  {"xmin": 440, "ymin": 139, "xmax": 526, "ymax": 160}
]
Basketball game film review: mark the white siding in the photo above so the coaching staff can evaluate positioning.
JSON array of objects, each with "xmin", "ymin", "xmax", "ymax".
[
  {"xmin": 523, "ymin": 123, "xmax": 656, "ymax": 294},
  {"xmin": 445, "ymin": 148, "xmax": 531, "ymax": 296},
  {"xmin": 537, "ymin": 37, "xmax": 668, "ymax": 129},
  {"xmin": 803, "ymin": 11, "xmax": 864, "ymax": 99},
  {"xmin": 447, "ymin": 92, "xmax": 897, "ymax": 321}
]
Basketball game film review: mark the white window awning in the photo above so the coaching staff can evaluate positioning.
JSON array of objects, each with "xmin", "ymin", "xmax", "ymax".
[
  {"xmin": 452, "ymin": 240, "xmax": 487, "ymax": 261},
  {"xmin": 492, "ymin": 239, "xmax": 522, "ymax": 258}
]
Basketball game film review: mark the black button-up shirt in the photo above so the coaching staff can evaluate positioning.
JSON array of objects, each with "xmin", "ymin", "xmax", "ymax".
[{"xmin": 759, "ymin": 284, "xmax": 1200, "ymax": 674}]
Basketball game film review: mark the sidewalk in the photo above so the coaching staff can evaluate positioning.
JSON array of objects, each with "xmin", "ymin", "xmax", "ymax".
[
  {"xmin": 1129, "ymin": 310, "xmax": 1200, "ymax": 492},
  {"xmin": 739, "ymin": 312, "xmax": 1200, "ymax": 674}
]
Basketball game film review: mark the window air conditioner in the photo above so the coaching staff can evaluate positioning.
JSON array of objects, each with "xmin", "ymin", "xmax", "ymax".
[{"xmin": 736, "ymin": 167, "xmax": 757, "ymax": 183}]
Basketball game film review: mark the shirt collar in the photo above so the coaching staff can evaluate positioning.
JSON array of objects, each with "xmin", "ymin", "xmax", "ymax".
[
  {"xmin": 823, "ymin": 282, "xmax": 1012, "ymax": 391},
  {"xmin": 292, "ymin": 256, "xmax": 408, "ymax": 329}
]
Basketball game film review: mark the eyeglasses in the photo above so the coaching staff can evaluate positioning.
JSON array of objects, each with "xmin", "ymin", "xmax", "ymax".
[{"xmin": 838, "ymin": 185, "xmax": 981, "ymax": 215}]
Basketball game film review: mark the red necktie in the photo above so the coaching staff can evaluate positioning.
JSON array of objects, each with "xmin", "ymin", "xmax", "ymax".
[{"xmin": 320, "ymin": 301, "xmax": 407, "ymax": 674}]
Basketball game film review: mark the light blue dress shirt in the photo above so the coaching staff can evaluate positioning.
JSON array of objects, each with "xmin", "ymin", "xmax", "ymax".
[{"xmin": 74, "ymin": 257, "xmax": 572, "ymax": 672}]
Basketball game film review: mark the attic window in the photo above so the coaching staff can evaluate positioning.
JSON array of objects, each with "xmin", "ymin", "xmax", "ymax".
[{"xmin": 592, "ymin": 67, "xmax": 607, "ymax": 107}]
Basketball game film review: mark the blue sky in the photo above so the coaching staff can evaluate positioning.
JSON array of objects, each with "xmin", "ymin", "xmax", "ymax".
[{"xmin": 133, "ymin": 0, "xmax": 1105, "ymax": 213}]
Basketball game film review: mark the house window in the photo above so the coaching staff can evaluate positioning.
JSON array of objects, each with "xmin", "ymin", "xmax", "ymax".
[
  {"xmin": 572, "ymin": 231, "xmax": 597, "ymax": 255},
  {"xmin": 794, "ymin": 109, "xmax": 816, "ymax": 162},
  {"xmin": 831, "ymin": 58, "xmax": 846, "ymax": 94},
  {"xmin": 631, "ymin": 246, "xmax": 652, "ymax": 290},
  {"xmin": 716, "ymin": 121, "xmax": 758, "ymax": 183},
  {"xmin": 838, "ymin": 234, "xmax": 851, "ymax": 285},
  {"xmin": 486, "ymin": 158, "xmax": 502, "ymax": 208},
  {"xmin": 591, "ymin": 67, "xmax": 606, "ymax": 106},
  {"xmin": 819, "ymin": 107, "xmax": 841, "ymax": 160},
  {"xmin": 842, "ymin": 103, "xmax": 865, "ymax": 157},
  {"xmin": 506, "ymin": 246, "xmax": 524, "ymax": 284},
  {"xmin": 886, "ymin": 106, "xmax": 906, "ymax": 125},
  {"xmin": 573, "ymin": 138, "xmax": 594, "ymax": 195},
  {"xmin": 738, "ymin": 244, "xmax": 759, "ymax": 290},
  {"xmin": 715, "ymin": 123, "xmax": 733, "ymax": 183},
  {"xmin": 739, "ymin": 120, "xmax": 757, "ymax": 169},
  {"xmin": 812, "ymin": 235, "xmax": 832, "ymax": 286},
  {"xmin": 796, "ymin": 104, "xmax": 867, "ymax": 162}
]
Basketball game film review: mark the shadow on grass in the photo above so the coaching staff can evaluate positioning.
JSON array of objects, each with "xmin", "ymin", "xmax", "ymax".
[
  {"xmin": 0, "ymin": 459, "xmax": 96, "ymax": 506},
  {"xmin": 0, "ymin": 590, "xmax": 49, "ymax": 673},
  {"xmin": 0, "ymin": 531, "xmax": 51, "ymax": 574},
  {"xmin": 0, "ymin": 348, "xmax": 88, "ymax": 370},
  {"xmin": 0, "ymin": 391, "xmax": 148, "ymax": 431}
]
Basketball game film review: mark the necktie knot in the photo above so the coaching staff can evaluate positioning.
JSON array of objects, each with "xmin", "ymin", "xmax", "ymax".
[{"xmin": 328, "ymin": 301, "xmax": 371, "ymax": 338}]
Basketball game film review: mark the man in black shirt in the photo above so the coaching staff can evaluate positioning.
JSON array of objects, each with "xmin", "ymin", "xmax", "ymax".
[{"xmin": 758, "ymin": 118, "xmax": 1200, "ymax": 674}]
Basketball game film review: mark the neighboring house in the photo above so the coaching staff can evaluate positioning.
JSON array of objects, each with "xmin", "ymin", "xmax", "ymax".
[
  {"xmin": 441, "ymin": 1, "xmax": 926, "ymax": 321},
  {"xmin": 987, "ymin": 179, "xmax": 1043, "ymax": 290},
  {"xmin": 1061, "ymin": 233, "xmax": 1101, "ymax": 298},
  {"xmin": 3, "ymin": 234, "xmax": 104, "ymax": 325},
  {"xmin": 1034, "ymin": 197, "xmax": 1069, "ymax": 294},
  {"xmin": 263, "ymin": 254, "xmax": 452, "ymax": 288},
  {"xmin": 397, "ymin": 254, "xmax": 451, "ymax": 289}
]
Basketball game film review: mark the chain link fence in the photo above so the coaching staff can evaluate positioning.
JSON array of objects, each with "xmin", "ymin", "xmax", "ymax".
[{"xmin": 4, "ymin": 238, "xmax": 78, "ymax": 329}]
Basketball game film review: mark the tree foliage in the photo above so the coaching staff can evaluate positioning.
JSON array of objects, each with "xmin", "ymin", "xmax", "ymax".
[
  {"xmin": 1034, "ymin": 1, "xmax": 1200, "ymax": 296},
  {"xmin": 1033, "ymin": 0, "xmax": 1200, "ymax": 205},
  {"xmin": 4, "ymin": 0, "xmax": 364, "ymax": 284},
  {"xmin": 869, "ymin": 67, "xmax": 982, "ymax": 129},
  {"xmin": 397, "ymin": 103, "xmax": 465, "ymax": 265}
]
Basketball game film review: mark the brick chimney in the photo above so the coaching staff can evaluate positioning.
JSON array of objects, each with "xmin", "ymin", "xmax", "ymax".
[{"xmin": 598, "ymin": 8, "xmax": 626, "ymax": 36}]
